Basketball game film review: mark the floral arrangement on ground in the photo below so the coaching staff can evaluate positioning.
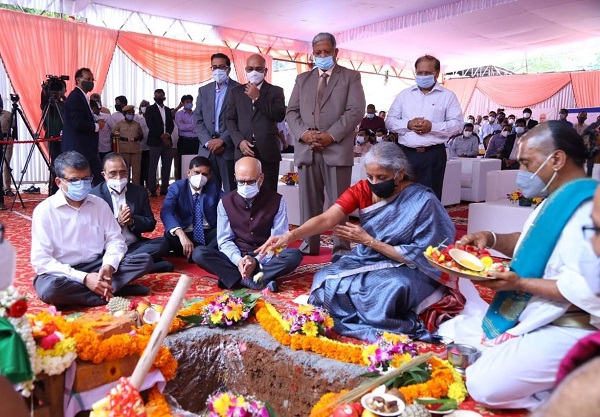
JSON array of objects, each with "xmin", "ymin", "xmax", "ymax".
[
  {"xmin": 280, "ymin": 171, "xmax": 299, "ymax": 185},
  {"xmin": 507, "ymin": 189, "xmax": 543, "ymax": 206},
  {"xmin": 205, "ymin": 391, "xmax": 276, "ymax": 416}
]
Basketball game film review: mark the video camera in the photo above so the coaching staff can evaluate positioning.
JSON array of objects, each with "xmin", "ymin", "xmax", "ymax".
[
  {"xmin": 42, "ymin": 74, "xmax": 69, "ymax": 94},
  {"xmin": 10, "ymin": 93, "xmax": 19, "ymax": 102}
]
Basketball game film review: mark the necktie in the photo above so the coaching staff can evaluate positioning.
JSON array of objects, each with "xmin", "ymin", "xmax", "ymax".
[
  {"xmin": 193, "ymin": 192, "xmax": 206, "ymax": 245},
  {"xmin": 314, "ymin": 72, "xmax": 329, "ymax": 129}
]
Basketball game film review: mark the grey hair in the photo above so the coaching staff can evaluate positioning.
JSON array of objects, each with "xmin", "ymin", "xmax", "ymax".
[
  {"xmin": 54, "ymin": 151, "xmax": 89, "ymax": 178},
  {"xmin": 312, "ymin": 32, "xmax": 336, "ymax": 48},
  {"xmin": 363, "ymin": 142, "xmax": 414, "ymax": 178},
  {"xmin": 101, "ymin": 152, "xmax": 128, "ymax": 170}
]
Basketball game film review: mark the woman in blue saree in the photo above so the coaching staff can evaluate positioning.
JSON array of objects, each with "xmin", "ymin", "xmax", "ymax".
[{"xmin": 258, "ymin": 142, "xmax": 458, "ymax": 341}]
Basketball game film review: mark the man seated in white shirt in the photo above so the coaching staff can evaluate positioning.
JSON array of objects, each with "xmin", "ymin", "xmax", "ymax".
[
  {"xmin": 192, "ymin": 157, "xmax": 302, "ymax": 292},
  {"xmin": 31, "ymin": 151, "xmax": 153, "ymax": 309}
]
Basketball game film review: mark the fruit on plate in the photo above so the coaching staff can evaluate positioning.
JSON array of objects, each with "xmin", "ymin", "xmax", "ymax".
[
  {"xmin": 333, "ymin": 403, "xmax": 360, "ymax": 417},
  {"xmin": 424, "ymin": 243, "xmax": 510, "ymax": 277}
]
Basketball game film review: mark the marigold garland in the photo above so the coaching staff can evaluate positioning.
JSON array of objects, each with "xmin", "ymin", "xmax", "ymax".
[
  {"xmin": 146, "ymin": 385, "xmax": 172, "ymax": 417},
  {"xmin": 309, "ymin": 390, "xmax": 349, "ymax": 417},
  {"xmin": 255, "ymin": 300, "xmax": 364, "ymax": 364}
]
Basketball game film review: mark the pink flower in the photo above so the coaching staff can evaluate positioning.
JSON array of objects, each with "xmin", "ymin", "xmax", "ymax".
[{"xmin": 40, "ymin": 333, "xmax": 61, "ymax": 350}]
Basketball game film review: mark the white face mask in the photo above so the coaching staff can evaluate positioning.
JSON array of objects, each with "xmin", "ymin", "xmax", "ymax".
[
  {"xmin": 356, "ymin": 135, "xmax": 365, "ymax": 144},
  {"xmin": 140, "ymin": 106, "xmax": 147, "ymax": 114},
  {"xmin": 213, "ymin": 69, "xmax": 229, "ymax": 84},
  {"xmin": 559, "ymin": 113, "xmax": 567, "ymax": 120},
  {"xmin": 0, "ymin": 238, "xmax": 16, "ymax": 290},
  {"xmin": 482, "ymin": 120, "xmax": 489, "ymax": 125},
  {"xmin": 463, "ymin": 130, "xmax": 473, "ymax": 138},
  {"xmin": 488, "ymin": 116, "xmax": 496, "ymax": 123},
  {"xmin": 366, "ymin": 113, "xmax": 375, "ymax": 119},
  {"xmin": 107, "ymin": 177, "xmax": 128, "ymax": 194},
  {"xmin": 376, "ymin": 136, "xmax": 383, "ymax": 143},
  {"xmin": 237, "ymin": 183, "xmax": 260, "ymax": 200},
  {"xmin": 501, "ymin": 130, "xmax": 509, "ymax": 137},
  {"xmin": 246, "ymin": 71, "xmax": 265, "ymax": 85},
  {"xmin": 523, "ymin": 112, "xmax": 531, "ymax": 119},
  {"xmin": 508, "ymin": 119, "xmax": 515, "ymax": 125},
  {"xmin": 189, "ymin": 173, "xmax": 208, "ymax": 189}
]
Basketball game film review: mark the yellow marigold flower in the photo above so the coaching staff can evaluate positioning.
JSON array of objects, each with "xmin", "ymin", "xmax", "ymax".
[
  {"xmin": 225, "ymin": 304, "xmax": 243, "ymax": 322},
  {"xmin": 210, "ymin": 311, "xmax": 223, "ymax": 325},
  {"xmin": 235, "ymin": 395, "xmax": 246, "ymax": 408},
  {"xmin": 391, "ymin": 353, "xmax": 413, "ymax": 368},
  {"xmin": 382, "ymin": 331, "xmax": 409, "ymax": 344},
  {"xmin": 212, "ymin": 392, "xmax": 233, "ymax": 415},
  {"xmin": 323, "ymin": 316, "xmax": 334, "ymax": 329},
  {"xmin": 282, "ymin": 320, "xmax": 291, "ymax": 332},
  {"xmin": 362, "ymin": 344, "xmax": 378, "ymax": 365},
  {"xmin": 448, "ymin": 381, "xmax": 468, "ymax": 403},
  {"xmin": 302, "ymin": 321, "xmax": 319, "ymax": 337}
]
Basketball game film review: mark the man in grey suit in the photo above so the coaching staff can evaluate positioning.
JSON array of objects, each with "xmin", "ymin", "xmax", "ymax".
[
  {"xmin": 194, "ymin": 53, "xmax": 240, "ymax": 192},
  {"xmin": 286, "ymin": 32, "xmax": 366, "ymax": 260}
]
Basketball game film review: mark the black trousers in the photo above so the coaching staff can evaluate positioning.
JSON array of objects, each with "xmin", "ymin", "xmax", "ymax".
[
  {"xmin": 177, "ymin": 136, "xmax": 200, "ymax": 156},
  {"xmin": 400, "ymin": 144, "xmax": 446, "ymax": 200},
  {"xmin": 163, "ymin": 228, "xmax": 218, "ymax": 256}
]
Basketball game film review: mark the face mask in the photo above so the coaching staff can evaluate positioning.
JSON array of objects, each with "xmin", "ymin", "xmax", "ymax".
[
  {"xmin": 497, "ymin": 117, "xmax": 504, "ymax": 124},
  {"xmin": 523, "ymin": 112, "xmax": 531, "ymax": 119},
  {"xmin": 508, "ymin": 118, "xmax": 515, "ymax": 125},
  {"xmin": 578, "ymin": 118, "xmax": 586, "ymax": 123},
  {"xmin": 501, "ymin": 130, "xmax": 509, "ymax": 138},
  {"xmin": 237, "ymin": 183, "xmax": 260, "ymax": 200},
  {"xmin": 559, "ymin": 114, "xmax": 567, "ymax": 120},
  {"xmin": 376, "ymin": 136, "xmax": 383, "ymax": 143},
  {"xmin": 0, "ymin": 239, "xmax": 16, "ymax": 290},
  {"xmin": 314, "ymin": 55, "xmax": 335, "ymax": 71},
  {"xmin": 515, "ymin": 153, "xmax": 557, "ymax": 198},
  {"xmin": 184, "ymin": 103, "xmax": 193, "ymax": 110},
  {"xmin": 356, "ymin": 135, "xmax": 365, "ymax": 144},
  {"xmin": 154, "ymin": 97, "xmax": 165, "ymax": 105},
  {"xmin": 415, "ymin": 75, "xmax": 435, "ymax": 89},
  {"xmin": 488, "ymin": 116, "xmax": 496, "ymax": 123},
  {"xmin": 81, "ymin": 81, "xmax": 94, "ymax": 92},
  {"xmin": 366, "ymin": 113, "xmax": 375, "ymax": 119},
  {"xmin": 246, "ymin": 71, "xmax": 265, "ymax": 85},
  {"xmin": 213, "ymin": 69, "xmax": 229, "ymax": 84},
  {"xmin": 125, "ymin": 114, "xmax": 134, "ymax": 121},
  {"xmin": 468, "ymin": 119, "xmax": 474, "ymax": 124},
  {"xmin": 140, "ymin": 106, "xmax": 147, "ymax": 114},
  {"xmin": 463, "ymin": 130, "xmax": 473, "ymax": 138},
  {"xmin": 115, "ymin": 104, "xmax": 124, "ymax": 112},
  {"xmin": 515, "ymin": 126, "xmax": 526, "ymax": 135},
  {"xmin": 61, "ymin": 179, "xmax": 92, "ymax": 202},
  {"xmin": 107, "ymin": 177, "xmax": 128, "ymax": 194},
  {"xmin": 368, "ymin": 175, "xmax": 398, "ymax": 198},
  {"xmin": 189, "ymin": 173, "xmax": 208, "ymax": 189},
  {"xmin": 482, "ymin": 120, "xmax": 489, "ymax": 125}
]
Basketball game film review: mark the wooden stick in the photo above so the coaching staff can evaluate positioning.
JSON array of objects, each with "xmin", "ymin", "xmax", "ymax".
[{"xmin": 129, "ymin": 274, "xmax": 192, "ymax": 390}]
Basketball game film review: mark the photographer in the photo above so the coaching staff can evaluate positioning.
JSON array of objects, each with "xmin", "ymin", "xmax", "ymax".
[{"xmin": 41, "ymin": 75, "xmax": 67, "ymax": 195}]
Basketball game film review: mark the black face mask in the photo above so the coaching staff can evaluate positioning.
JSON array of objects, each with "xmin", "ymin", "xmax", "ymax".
[
  {"xmin": 368, "ymin": 176, "xmax": 397, "ymax": 198},
  {"xmin": 115, "ymin": 104, "xmax": 124, "ymax": 112},
  {"xmin": 81, "ymin": 81, "xmax": 94, "ymax": 92},
  {"xmin": 154, "ymin": 97, "xmax": 165, "ymax": 104},
  {"xmin": 497, "ymin": 117, "xmax": 504, "ymax": 124}
]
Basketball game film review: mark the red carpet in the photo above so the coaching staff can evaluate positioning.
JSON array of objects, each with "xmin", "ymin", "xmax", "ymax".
[{"xmin": 0, "ymin": 194, "xmax": 523, "ymax": 416}]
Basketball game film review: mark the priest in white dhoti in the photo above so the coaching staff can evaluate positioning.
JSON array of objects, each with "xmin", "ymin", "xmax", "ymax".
[{"xmin": 440, "ymin": 121, "xmax": 600, "ymax": 410}]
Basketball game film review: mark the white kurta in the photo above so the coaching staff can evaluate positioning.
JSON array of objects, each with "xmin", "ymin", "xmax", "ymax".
[{"xmin": 439, "ymin": 199, "xmax": 600, "ymax": 410}]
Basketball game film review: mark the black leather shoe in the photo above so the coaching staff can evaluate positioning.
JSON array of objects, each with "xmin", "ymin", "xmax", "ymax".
[
  {"xmin": 240, "ymin": 278, "xmax": 265, "ymax": 290},
  {"xmin": 152, "ymin": 261, "xmax": 174, "ymax": 273},
  {"xmin": 4, "ymin": 190, "xmax": 15, "ymax": 197},
  {"xmin": 115, "ymin": 284, "xmax": 150, "ymax": 296}
]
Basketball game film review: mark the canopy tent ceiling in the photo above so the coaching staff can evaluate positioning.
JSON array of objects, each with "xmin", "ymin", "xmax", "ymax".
[{"xmin": 71, "ymin": 0, "xmax": 600, "ymax": 71}]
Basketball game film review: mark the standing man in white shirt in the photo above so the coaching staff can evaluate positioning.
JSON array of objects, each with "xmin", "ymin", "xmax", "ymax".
[
  {"xmin": 386, "ymin": 55, "xmax": 463, "ymax": 199},
  {"xmin": 31, "ymin": 151, "xmax": 153, "ymax": 309}
]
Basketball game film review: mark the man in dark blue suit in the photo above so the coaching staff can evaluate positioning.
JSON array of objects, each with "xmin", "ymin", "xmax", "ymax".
[
  {"xmin": 160, "ymin": 156, "xmax": 222, "ymax": 259},
  {"xmin": 91, "ymin": 153, "xmax": 173, "ymax": 273},
  {"xmin": 61, "ymin": 68, "xmax": 105, "ymax": 185}
]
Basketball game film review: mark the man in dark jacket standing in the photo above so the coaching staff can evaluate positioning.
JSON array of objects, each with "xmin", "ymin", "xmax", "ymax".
[{"xmin": 146, "ymin": 89, "xmax": 174, "ymax": 196}]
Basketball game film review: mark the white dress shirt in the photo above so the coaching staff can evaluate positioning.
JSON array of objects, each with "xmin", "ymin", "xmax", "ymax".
[
  {"xmin": 386, "ymin": 82, "xmax": 463, "ymax": 147},
  {"xmin": 31, "ymin": 192, "xmax": 127, "ymax": 283},
  {"xmin": 108, "ymin": 185, "xmax": 138, "ymax": 246},
  {"xmin": 217, "ymin": 196, "xmax": 288, "ymax": 266}
]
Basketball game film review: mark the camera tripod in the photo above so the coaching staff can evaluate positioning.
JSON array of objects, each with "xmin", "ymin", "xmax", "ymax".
[{"xmin": 1, "ymin": 94, "xmax": 53, "ymax": 210}]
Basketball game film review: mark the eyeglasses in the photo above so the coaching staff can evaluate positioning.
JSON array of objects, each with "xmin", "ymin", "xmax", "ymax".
[
  {"xmin": 582, "ymin": 225, "xmax": 600, "ymax": 240},
  {"xmin": 103, "ymin": 170, "xmax": 128, "ymax": 179},
  {"xmin": 245, "ymin": 67, "xmax": 266, "ymax": 73},
  {"xmin": 210, "ymin": 65, "xmax": 229, "ymax": 71},
  {"xmin": 62, "ymin": 175, "xmax": 93, "ymax": 185},
  {"xmin": 235, "ymin": 175, "xmax": 261, "ymax": 186}
]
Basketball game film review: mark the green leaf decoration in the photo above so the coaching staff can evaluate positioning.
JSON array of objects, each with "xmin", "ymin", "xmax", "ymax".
[
  {"xmin": 359, "ymin": 371, "xmax": 383, "ymax": 378},
  {"xmin": 182, "ymin": 297, "xmax": 205, "ymax": 308},
  {"xmin": 415, "ymin": 397, "xmax": 458, "ymax": 411},
  {"xmin": 265, "ymin": 401, "xmax": 278, "ymax": 417},
  {"xmin": 390, "ymin": 364, "xmax": 430, "ymax": 387},
  {"xmin": 177, "ymin": 314, "xmax": 205, "ymax": 324}
]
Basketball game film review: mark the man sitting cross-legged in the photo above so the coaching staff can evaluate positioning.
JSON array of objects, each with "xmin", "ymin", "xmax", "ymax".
[
  {"xmin": 90, "ymin": 152, "xmax": 173, "ymax": 273},
  {"xmin": 31, "ymin": 151, "xmax": 153, "ymax": 308},
  {"xmin": 160, "ymin": 156, "xmax": 222, "ymax": 259},
  {"xmin": 192, "ymin": 157, "xmax": 302, "ymax": 292}
]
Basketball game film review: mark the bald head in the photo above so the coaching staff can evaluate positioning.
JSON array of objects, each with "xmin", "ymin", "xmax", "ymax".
[
  {"xmin": 235, "ymin": 157, "xmax": 262, "ymax": 179},
  {"xmin": 247, "ymin": 54, "xmax": 266, "ymax": 67}
]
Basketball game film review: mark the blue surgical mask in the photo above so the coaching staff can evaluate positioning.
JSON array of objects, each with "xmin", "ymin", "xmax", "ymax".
[
  {"xmin": 237, "ymin": 183, "xmax": 260, "ymax": 200},
  {"xmin": 61, "ymin": 179, "xmax": 92, "ymax": 201},
  {"xmin": 515, "ymin": 153, "xmax": 557, "ymax": 198},
  {"xmin": 213, "ymin": 69, "xmax": 229, "ymax": 84},
  {"xmin": 314, "ymin": 55, "xmax": 335, "ymax": 71},
  {"xmin": 125, "ymin": 114, "xmax": 134, "ymax": 121},
  {"xmin": 515, "ymin": 126, "xmax": 525, "ymax": 135},
  {"xmin": 184, "ymin": 103, "xmax": 193, "ymax": 110},
  {"xmin": 415, "ymin": 74, "xmax": 435, "ymax": 89},
  {"xmin": 366, "ymin": 113, "xmax": 375, "ymax": 119}
]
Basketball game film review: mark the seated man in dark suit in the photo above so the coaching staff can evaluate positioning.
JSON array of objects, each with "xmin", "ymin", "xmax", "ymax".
[
  {"xmin": 160, "ymin": 156, "xmax": 222, "ymax": 259},
  {"xmin": 192, "ymin": 157, "xmax": 303, "ymax": 292},
  {"xmin": 90, "ymin": 153, "xmax": 173, "ymax": 273}
]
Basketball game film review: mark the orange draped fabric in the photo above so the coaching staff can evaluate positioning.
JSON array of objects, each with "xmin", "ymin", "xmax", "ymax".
[
  {"xmin": 230, "ymin": 49, "xmax": 273, "ymax": 84},
  {"xmin": 475, "ymin": 73, "xmax": 571, "ymax": 108},
  {"xmin": 570, "ymin": 72, "xmax": 600, "ymax": 108},
  {"xmin": 443, "ymin": 78, "xmax": 478, "ymax": 111},
  {"xmin": 116, "ymin": 31, "xmax": 228, "ymax": 85},
  {"xmin": 0, "ymin": 9, "xmax": 117, "ymax": 157}
]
